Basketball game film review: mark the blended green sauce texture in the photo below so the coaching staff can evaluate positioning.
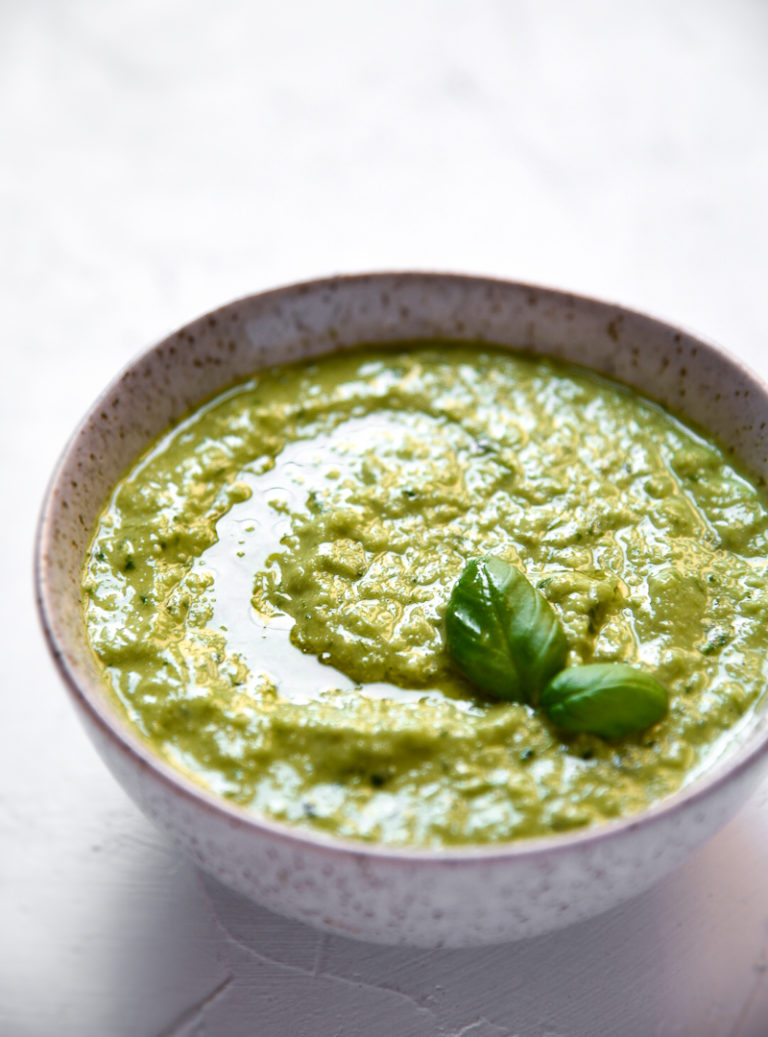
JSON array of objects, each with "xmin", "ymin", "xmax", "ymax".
[{"xmin": 82, "ymin": 346, "xmax": 768, "ymax": 845}]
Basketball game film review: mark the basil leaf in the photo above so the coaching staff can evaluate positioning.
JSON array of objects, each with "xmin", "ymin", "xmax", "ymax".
[
  {"xmin": 541, "ymin": 663, "xmax": 668, "ymax": 738},
  {"xmin": 445, "ymin": 556, "xmax": 568, "ymax": 704}
]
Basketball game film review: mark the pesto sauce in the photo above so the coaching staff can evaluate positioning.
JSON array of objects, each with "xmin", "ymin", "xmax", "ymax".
[{"xmin": 82, "ymin": 346, "xmax": 768, "ymax": 846}]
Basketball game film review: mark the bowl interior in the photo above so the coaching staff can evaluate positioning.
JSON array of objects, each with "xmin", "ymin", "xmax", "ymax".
[{"xmin": 37, "ymin": 272, "xmax": 768, "ymax": 850}]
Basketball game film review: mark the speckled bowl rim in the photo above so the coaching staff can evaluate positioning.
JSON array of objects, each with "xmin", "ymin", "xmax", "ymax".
[{"xmin": 35, "ymin": 271, "xmax": 768, "ymax": 867}]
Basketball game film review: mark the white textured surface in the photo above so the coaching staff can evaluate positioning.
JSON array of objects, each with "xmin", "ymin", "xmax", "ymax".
[{"xmin": 4, "ymin": 1, "xmax": 768, "ymax": 1034}]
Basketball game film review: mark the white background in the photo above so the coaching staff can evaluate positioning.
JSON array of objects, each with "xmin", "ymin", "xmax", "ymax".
[{"xmin": 3, "ymin": 1, "xmax": 768, "ymax": 1034}]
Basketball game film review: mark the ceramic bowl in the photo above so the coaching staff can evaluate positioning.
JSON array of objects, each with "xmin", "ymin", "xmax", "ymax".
[{"xmin": 36, "ymin": 273, "xmax": 768, "ymax": 948}]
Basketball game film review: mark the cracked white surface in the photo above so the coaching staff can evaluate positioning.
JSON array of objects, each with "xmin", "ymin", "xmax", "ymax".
[{"xmin": 4, "ymin": 0, "xmax": 768, "ymax": 1033}]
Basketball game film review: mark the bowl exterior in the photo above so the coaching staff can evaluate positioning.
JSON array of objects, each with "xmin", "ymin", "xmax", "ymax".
[
  {"xmin": 74, "ymin": 693, "xmax": 767, "ymax": 947},
  {"xmin": 36, "ymin": 273, "xmax": 768, "ymax": 946}
]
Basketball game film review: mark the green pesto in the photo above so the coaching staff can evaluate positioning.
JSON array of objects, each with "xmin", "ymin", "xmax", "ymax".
[{"xmin": 82, "ymin": 346, "xmax": 768, "ymax": 846}]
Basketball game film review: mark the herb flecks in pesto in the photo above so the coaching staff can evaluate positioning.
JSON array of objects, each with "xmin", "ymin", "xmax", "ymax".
[{"xmin": 82, "ymin": 346, "xmax": 768, "ymax": 846}]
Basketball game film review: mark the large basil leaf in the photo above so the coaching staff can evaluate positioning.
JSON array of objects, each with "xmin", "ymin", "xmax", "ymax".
[
  {"xmin": 541, "ymin": 662, "xmax": 668, "ymax": 738},
  {"xmin": 445, "ymin": 555, "xmax": 568, "ymax": 704}
]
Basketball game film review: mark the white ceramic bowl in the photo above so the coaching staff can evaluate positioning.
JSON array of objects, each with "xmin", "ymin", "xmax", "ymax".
[{"xmin": 36, "ymin": 273, "xmax": 768, "ymax": 947}]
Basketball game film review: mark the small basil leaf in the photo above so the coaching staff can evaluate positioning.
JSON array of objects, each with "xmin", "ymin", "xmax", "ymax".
[
  {"xmin": 445, "ymin": 556, "xmax": 568, "ymax": 704},
  {"xmin": 541, "ymin": 663, "xmax": 668, "ymax": 739}
]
